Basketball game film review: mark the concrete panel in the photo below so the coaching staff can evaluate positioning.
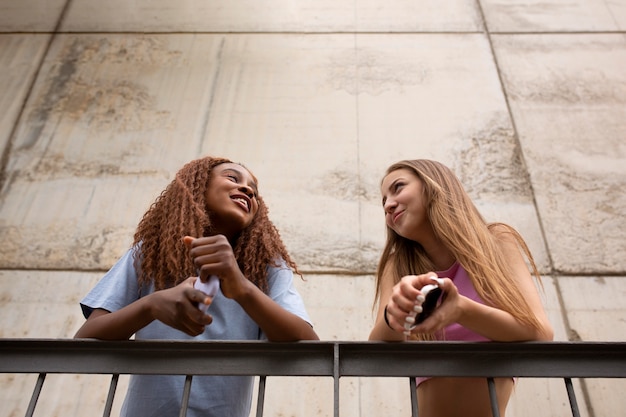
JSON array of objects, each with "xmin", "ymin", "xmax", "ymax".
[
  {"xmin": 481, "ymin": 0, "xmax": 622, "ymax": 32},
  {"xmin": 355, "ymin": 34, "xmax": 550, "ymax": 272},
  {"xmin": 0, "ymin": 270, "xmax": 99, "ymax": 338},
  {"xmin": 609, "ymin": 0, "xmax": 626, "ymax": 30},
  {"xmin": 198, "ymin": 33, "xmax": 549, "ymax": 273},
  {"xmin": 557, "ymin": 276, "xmax": 626, "ymax": 342},
  {"xmin": 0, "ymin": 270, "xmax": 126, "ymax": 417},
  {"xmin": 0, "ymin": 34, "xmax": 234, "ymax": 270},
  {"xmin": 493, "ymin": 34, "xmax": 626, "ymax": 274},
  {"xmin": 356, "ymin": 0, "xmax": 482, "ymax": 31},
  {"xmin": 259, "ymin": 376, "xmax": 335, "ymax": 417},
  {"xmin": 195, "ymin": 35, "xmax": 364, "ymax": 272},
  {"xmin": 293, "ymin": 273, "xmax": 375, "ymax": 341},
  {"xmin": 0, "ymin": 0, "xmax": 66, "ymax": 32},
  {"xmin": 0, "ymin": 35, "xmax": 49, "ymax": 155},
  {"xmin": 62, "ymin": 0, "xmax": 481, "ymax": 33},
  {"xmin": 556, "ymin": 276, "xmax": 626, "ymax": 416},
  {"xmin": 2, "ymin": 373, "xmax": 128, "ymax": 417},
  {"xmin": 506, "ymin": 276, "xmax": 590, "ymax": 417}
]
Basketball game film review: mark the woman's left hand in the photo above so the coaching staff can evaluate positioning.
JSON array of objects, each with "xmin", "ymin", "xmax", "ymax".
[
  {"xmin": 407, "ymin": 275, "xmax": 463, "ymax": 336},
  {"xmin": 183, "ymin": 235, "xmax": 252, "ymax": 300},
  {"xmin": 387, "ymin": 272, "xmax": 464, "ymax": 336}
]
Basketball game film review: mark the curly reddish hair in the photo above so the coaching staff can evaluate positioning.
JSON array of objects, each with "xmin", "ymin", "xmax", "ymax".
[{"xmin": 132, "ymin": 156, "xmax": 299, "ymax": 292}]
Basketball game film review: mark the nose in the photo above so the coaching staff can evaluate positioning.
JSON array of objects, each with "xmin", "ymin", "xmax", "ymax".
[
  {"xmin": 238, "ymin": 184, "xmax": 255, "ymax": 198},
  {"xmin": 383, "ymin": 197, "xmax": 396, "ymax": 214}
]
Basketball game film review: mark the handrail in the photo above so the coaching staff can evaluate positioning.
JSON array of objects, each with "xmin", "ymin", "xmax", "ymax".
[
  {"xmin": 1, "ymin": 339, "xmax": 625, "ymax": 417},
  {"xmin": 1, "ymin": 339, "xmax": 623, "ymax": 377}
]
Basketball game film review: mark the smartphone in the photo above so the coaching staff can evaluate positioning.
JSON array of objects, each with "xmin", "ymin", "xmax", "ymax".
[{"xmin": 415, "ymin": 284, "xmax": 442, "ymax": 324}]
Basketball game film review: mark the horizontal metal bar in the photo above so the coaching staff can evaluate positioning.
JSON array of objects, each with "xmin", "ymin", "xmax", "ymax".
[
  {"xmin": 337, "ymin": 341, "xmax": 626, "ymax": 378},
  {"xmin": 0, "ymin": 339, "xmax": 335, "ymax": 376},
  {"xmin": 0, "ymin": 339, "xmax": 624, "ymax": 379}
]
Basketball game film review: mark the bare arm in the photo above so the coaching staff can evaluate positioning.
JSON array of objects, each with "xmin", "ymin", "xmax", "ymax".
[
  {"xmin": 454, "ymin": 232, "xmax": 553, "ymax": 341},
  {"xmin": 232, "ymin": 279, "xmax": 319, "ymax": 341},
  {"xmin": 413, "ymin": 233, "xmax": 554, "ymax": 342},
  {"xmin": 74, "ymin": 277, "xmax": 213, "ymax": 340},
  {"xmin": 368, "ymin": 262, "xmax": 406, "ymax": 342}
]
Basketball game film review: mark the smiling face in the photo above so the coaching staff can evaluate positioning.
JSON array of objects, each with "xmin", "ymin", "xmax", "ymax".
[
  {"xmin": 204, "ymin": 163, "xmax": 260, "ymax": 239},
  {"xmin": 381, "ymin": 168, "xmax": 429, "ymax": 241}
]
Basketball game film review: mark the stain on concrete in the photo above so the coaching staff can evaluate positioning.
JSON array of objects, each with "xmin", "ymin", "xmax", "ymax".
[
  {"xmin": 291, "ymin": 238, "xmax": 380, "ymax": 272},
  {"xmin": 20, "ymin": 36, "xmax": 180, "ymax": 151},
  {"xmin": 20, "ymin": 39, "xmax": 81, "ymax": 150},
  {"xmin": 520, "ymin": 145, "xmax": 626, "ymax": 273},
  {"xmin": 311, "ymin": 167, "xmax": 373, "ymax": 201},
  {"xmin": 510, "ymin": 68, "xmax": 626, "ymax": 104},
  {"xmin": 454, "ymin": 116, "xmax": 533, "ymax": 200},
  {"xmin": 326, "ymin": 48, "xmax": 429, "ymax": 95},
  {"xmin": 0, "ymin": 224, "xmax": 133, "ymax": 270},
  {"xmin": 21, "ymin": 154, "xmax": 121, "ymax": 181}
]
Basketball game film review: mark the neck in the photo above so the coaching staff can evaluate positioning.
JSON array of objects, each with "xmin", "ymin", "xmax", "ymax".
[{"xmin": 416, "ymin": 230, "xmax": 455, "ymax": 271}]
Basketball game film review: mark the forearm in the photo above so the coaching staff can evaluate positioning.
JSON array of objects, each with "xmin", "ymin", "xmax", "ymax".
[
  {"xmin": 235, "ymin": 285, "xmax": 319, "ymax": 342},
  {"xmin": 458, "ymin": 296, "xmax": 552, "ymax": 342},
  {"xmin": 74, "ymin": 297, "xmax": 155, "ymax": 340},
  {"xmin": 368, "ymin": 317, "xmax": 405, "ymax": 342}
]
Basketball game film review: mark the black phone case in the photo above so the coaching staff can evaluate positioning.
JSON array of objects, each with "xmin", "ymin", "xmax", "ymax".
[{"xmin": 415, "ymin": 287, "xmax": 442, "ymax": 324}]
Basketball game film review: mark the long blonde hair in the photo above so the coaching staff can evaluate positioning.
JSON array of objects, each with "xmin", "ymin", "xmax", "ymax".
[{"xmin": 374, "ymin": 159, "xmax": 543, "ymax": 338}]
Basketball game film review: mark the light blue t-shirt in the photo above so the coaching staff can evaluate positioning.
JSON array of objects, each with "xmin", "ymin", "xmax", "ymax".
[{"xmin": 80, "ymin": 248, "xmax": 312, "ymax": 417}]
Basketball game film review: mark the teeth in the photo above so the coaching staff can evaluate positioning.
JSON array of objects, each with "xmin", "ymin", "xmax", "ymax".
[{"xmin": 233, "ymin": 197, "xmax": 248, "ymax": 209}]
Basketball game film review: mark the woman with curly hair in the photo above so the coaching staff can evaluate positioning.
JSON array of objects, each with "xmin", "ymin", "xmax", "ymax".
[
  {"xmin": 368, "ymin": 159, "xmax": 553, "ymax": 417},
  {"xmin": 75, "ymin": 156, "xmax": 318, "ymax": 417}
]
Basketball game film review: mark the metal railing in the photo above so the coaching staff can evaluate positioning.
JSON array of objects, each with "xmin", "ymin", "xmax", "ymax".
[{"xmin": 1, "ymin": 339, "xmax": 624, "ymax": 417}]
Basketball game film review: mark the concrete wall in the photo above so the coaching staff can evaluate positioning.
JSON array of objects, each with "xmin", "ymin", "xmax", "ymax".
[{"xmin": 1, "ymin": 1, "xmax": 624, "ymax": 416}]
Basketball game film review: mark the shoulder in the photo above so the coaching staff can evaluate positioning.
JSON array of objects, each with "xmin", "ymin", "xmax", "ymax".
[
  {"xmin": 488, "ymin": 223, "xmax": 522, "ymax": 245},
  {"xmin": 266, "ymin": 258, "xmax": 294, "ymax": 281}
]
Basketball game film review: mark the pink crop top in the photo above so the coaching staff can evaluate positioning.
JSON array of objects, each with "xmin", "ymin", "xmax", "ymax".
[{"xmin": 415, "ymin": 262, "xmax": 490, "ymax": 386}]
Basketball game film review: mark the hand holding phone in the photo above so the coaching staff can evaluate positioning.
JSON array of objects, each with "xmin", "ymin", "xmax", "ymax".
[
  {"xmin": 194, "ymin": 275, "xmax": 219, "ymax": 313},
  {"xmin": 403, "ymin": 277, "xmax": 444, "ymax": 336}
]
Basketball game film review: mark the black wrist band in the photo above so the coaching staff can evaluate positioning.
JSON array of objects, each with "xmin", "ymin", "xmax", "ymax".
[{"xmin": 383, "ymin": 306, "xmax": 393, "ymax": 329}]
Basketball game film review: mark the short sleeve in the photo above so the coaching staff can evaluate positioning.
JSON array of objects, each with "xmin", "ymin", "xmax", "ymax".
[
  {"xmin": 266, "ymin": 262, "xmax": 311, "ymax": 326},
  {"xmin": 80, "ymin": 249, "xmax": 142, "ymax": 319}
]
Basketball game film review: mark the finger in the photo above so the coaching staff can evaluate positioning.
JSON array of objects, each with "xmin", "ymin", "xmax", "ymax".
[
  {"xmin": 185, "ymin": 324, "xmax": 206, "ymax": 337},
  {"xmin": 182, "ymin": 236, "xmax": 195, "ymax": 249},
  {"xmin": 387, "ymin": 304, "xmax": 413, "ymax": 333},
  {"xmin": 193, "ymin": 289, "xmax": 212, "ymax": 306},
  {"xmin": 391, "ymin": 289, "xmax": 421, "ymax": 315}
]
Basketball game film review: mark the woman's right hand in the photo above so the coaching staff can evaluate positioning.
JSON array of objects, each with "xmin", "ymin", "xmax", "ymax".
[
  {"xmin": 74, "ymin": 277, "xmax": 213, "ymax": 340},
  {"xmin": 149, "ymin": 277, "xmax": 214, "ymax": 336},
  {"xmin": 384, "ymin": 272, "xmax": 446, "ymax": 334}
]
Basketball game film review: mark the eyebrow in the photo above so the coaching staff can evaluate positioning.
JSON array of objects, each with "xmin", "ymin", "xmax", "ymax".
[
  {"xmin": 381, "ymin": 177, "xmax": 402, "ymax": 206},
  {"xmin": 223, "ymin": 168, "xmax": 259, "ymax": 195}
]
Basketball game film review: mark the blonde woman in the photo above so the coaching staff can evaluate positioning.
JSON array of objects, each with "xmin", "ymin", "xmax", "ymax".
[{"xmin": 369, "ymin": 159, "xmax": 553, "ymax": 417}]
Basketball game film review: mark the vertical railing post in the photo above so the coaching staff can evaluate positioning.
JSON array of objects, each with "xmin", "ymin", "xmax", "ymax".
[
  {"xmin": 564, "ymin": 378, "xmax": 581, "ymax": 417},
  {"xmin": 487, "ymin": 377, "xmax": 500, "ymax": 417},
  {"xmin": 102, "ymin": 373, "xmax": 119, "ymax": 417},
  {"xmin": 256, "ymin": 375, "xmax": 267, "ymax": 417},
  {"xmin": 25, "ymin": 373, "xmax": 46, "ymax": 417},
  {"xmin": 334, "ymin": 343, "xmax": 340, "ymax": 417},
  {"xmin": 179, "ymin": 375, "xmax": 193, "ymax": 417},
  {"xmin": 409, "ymin": 377, "xmax": 418, "ymax": 417}
]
